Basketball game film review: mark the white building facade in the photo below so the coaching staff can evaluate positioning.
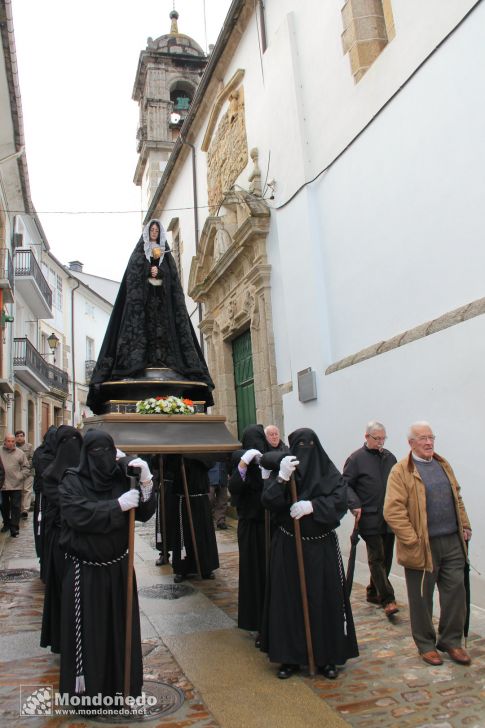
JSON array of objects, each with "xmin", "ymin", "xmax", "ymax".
[{"xmin": 139, "ymin": 0, "xmax": 485, "ymax": 606}]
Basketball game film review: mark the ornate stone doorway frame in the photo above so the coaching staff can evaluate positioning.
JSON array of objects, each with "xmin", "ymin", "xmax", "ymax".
[{"xmin": 188, "ymin": 190, "xmax": 282, "ymax": 437}]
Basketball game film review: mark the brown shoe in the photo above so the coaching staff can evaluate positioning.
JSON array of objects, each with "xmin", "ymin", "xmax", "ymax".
[
  {"xmin": 420, "ymin": 650, "xmax": 443, "ymax": 666},
  {"xmin": 384, "ymin": 601, "xmax": 399, "ymax": 617},
  {"xmin": 441, "ymin": 646, "xmax": 471, "ymax": 665}
]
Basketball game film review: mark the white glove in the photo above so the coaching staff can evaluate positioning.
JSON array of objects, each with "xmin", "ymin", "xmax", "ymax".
[
  {"xmin": 128, "ymin": 457, "xmax": 152, "ymax": 484},
  {"xmin": 290, "ymin": 500, "xmax": 313, "ymax": 520},
  {"xmin": 278, "ymin": 456, "xmax": 299, "ymax": 481},
  {"xmin": 118, "ymin": 489, "xmax": 140, "ymax": 511},
  {"xmin": 116, "ymin": 448, "xmax": 126, "ymax": 460},
  {"xmin": 240, "ymin": 448, "xmax": 262, "ymax": 465},
  {"xmin": 260, "ymin": 466, "xmax": 272, "ymax": 480}
]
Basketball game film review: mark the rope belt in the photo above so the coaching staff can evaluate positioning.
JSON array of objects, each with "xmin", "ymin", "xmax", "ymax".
[
  {"xmin": 278, "ymin": 525, "xmax": 333, "ymax": 541},
  {"xmin": 278, "ymin": 527, "xmax": 349, "ymax": 636},
  {"xmin": 65, "ymin": 549, "xmax": 128, "ymax": 694},
  {"xmin": 37, "ymin": 493, "xmax": 42, "ymax": 536},
  {"xmin": 333, "ymin": 533, "xmax": 348, "ymax": 636}
]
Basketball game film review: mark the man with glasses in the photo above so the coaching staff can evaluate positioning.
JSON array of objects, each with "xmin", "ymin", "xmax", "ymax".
[
  {"xmin": 384, "ymin": 422, "xmax": 472, "ymax": 666},
  {"xmin": 343, "ymin": 421, "xmax": 398, "ymax": 616}
]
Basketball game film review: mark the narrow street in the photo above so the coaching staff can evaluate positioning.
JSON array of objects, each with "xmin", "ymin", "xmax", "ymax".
[{"xmin": 0, "ymin": 514, "xmax": 484, "ymax": 727}]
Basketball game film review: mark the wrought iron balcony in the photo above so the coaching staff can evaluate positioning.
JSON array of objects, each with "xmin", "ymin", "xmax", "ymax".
[
  {"xmin": 13, "ymin": 337, "xmax": 68, "ymax": 395},
  {"xmin": 46, "ymin": 361, "xmax": 69, "ymax": 394},
  {"xmin": 85, "ymin": 359, "xmax": 96, "ymax": 384},
  {"xmin": 14, "ymin": 249, "xmax": 52, "ymax": 317},
  {"xmin": 0, "ymin": 248, "xmax": 14, "ymax": 303}
]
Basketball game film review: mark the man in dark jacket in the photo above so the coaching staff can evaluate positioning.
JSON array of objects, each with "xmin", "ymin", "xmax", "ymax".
[{"xmin": 343, "ymin": 421, "xmax": 398, "ymax": 617}]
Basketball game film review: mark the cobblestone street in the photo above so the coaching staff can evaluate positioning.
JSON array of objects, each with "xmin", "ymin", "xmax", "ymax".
[{"xmin": 1, "ymin": 513, "xmax": 484, "ymax": 727}]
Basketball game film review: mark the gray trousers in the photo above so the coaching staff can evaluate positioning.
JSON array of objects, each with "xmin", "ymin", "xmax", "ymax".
[{"xmin": 404, "ymin": 533, "xmax": 466, "ymax": 654}]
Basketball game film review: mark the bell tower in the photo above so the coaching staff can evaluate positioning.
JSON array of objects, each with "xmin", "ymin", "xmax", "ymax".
[{"xmin": 132, "ymin": 9, "xmax": 207, "ymax": 208}]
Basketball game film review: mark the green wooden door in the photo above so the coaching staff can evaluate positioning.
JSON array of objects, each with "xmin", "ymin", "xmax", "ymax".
[{"xmin": 232, "ymin": 330, "xmax": 256, "ymax": 439}]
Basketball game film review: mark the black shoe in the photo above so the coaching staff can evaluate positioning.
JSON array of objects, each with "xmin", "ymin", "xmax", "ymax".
[
  {"xmin": 202, "ymin": 572, "xmax": 215, "ymax": 580},
  {"xmin": 277, "ymin": 664, "xmax": 299, "ymax": 679},
  {"xmin": 254, "ymin": 634, "xmax": 261, "ymax": 649},
  {"xmin": 10, "ymin": 531, "xmax": 19, "ymax": 538},
  {"xmin": 1, "ymin": 525, "xmax": 9, "ymax": 533},
  {"xmin": 155, "ymin": 554, "xmax": 169, "ymax": 566},
  {"xmin": 21, "ymin": 512, "xmax": 28, "ymax": 520},
  {"xmin": 217, "ymin": 522, "xmax": 228, "ymax": 530},
  {"xmin": 320, "ymin": 664, "xmax": 338, "ymax": 679},
  {"xmin": 173, "ymin": 574, "xmax": 186, "ymax": 583},
  {"xmin": 366, "ymin": 594, "xmax": 381, "ymax": 605}
]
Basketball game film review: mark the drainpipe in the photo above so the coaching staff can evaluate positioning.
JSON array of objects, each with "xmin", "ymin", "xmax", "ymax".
[
  {"xmin": 258, "ymin": 1, "xmax": 267, "ymax": 52},
  {"xmin": 70, "ymin": 279, "xmax": 80, "ymax": 424},
  {"xmin": 180, "ymin": 135, "xmax": 204, "ymax": 354}
]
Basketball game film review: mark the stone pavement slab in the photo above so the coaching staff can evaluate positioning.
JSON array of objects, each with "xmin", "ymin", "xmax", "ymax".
[{"xmin": 164, "ymin": 628, "xmax": 347, "ymax": 728}]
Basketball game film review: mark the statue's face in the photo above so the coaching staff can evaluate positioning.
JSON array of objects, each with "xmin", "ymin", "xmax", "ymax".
[{"xmin": 149, "ymin": 224, "xmax": 159, "ymax": 242}]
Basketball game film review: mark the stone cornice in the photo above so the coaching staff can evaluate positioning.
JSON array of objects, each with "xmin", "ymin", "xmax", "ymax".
[{"xmin": 326, "ymin": 296, "xmax": 485, "ymax": 375}]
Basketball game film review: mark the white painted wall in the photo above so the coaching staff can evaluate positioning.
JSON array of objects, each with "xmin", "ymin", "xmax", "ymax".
[{"xmin": 153, "ymin": 0, "xmax": 485, "ymax": 605}]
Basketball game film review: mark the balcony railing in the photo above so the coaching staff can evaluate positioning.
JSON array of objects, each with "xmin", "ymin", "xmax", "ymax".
[
  {"xmin": 47, "ymin": 361, "xmax": 69, "ymax": 394},
  {"xmin": 13, "ymin": 337, "xmax": 49, "ymax": 382},
  {"xmin": 13, "ymin": 337, "xmax": 68, "ymax": 394},
  {"xmin": 14, "ymin": 249, "xmax": 52, "ymax": 309},
  {"xmin": 85, "ymin": 359, "xmax": 96, "ymax": 384},
  {"xmin": 0, "ymin": 248, "xmax": 14, "ymax": 302}
]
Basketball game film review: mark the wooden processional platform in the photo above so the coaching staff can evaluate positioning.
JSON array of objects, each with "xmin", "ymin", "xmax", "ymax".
[{"xmin": 81, "ymin": 412, "xmax": 241, "ymax": 457}]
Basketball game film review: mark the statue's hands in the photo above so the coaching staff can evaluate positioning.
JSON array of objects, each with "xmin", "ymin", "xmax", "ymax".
[{"xmin": 150, "ymin": 265, "xmax": 158, "ymax": 278}]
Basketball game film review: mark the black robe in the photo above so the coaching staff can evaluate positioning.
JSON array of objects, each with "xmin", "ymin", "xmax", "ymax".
[
  {"xmin": 165, "ymin": 456, "xmax": 219, "ymax": 578},
  {"xmin": 32, "ymin": 426, "xmax": 57, "ymax": 575},
  {"xmin": 87, "ymin": 220, "xmax": 214, "ymax": 413},
  {"xmin": 58, "ymin": 432, "xmax": 156, "ymax": 705},
  {"xmin": 229, "ymin": 425, "xmax": 287, "ymax": 632},
  {"xmin": 40, "ymin": 426, "xmax": 83, "ymax": 653},
  {"xmin": 260, "ymin": 428, "xmax": 359, "ymax": 668}
]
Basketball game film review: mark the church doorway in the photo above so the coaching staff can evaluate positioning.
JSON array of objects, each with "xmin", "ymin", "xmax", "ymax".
[{"xmin": 232, "ymin": 330, "xmax": 256, "ymax": 439}]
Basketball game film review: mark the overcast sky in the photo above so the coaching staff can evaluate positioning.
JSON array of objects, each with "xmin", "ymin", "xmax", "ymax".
[{"xmin": 11, "ymin": 0, "xmax": 232, "ymax": 281}]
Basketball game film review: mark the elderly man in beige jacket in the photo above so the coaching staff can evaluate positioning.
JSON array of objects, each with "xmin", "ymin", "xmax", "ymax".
[
  {"xmin": 384, "ymin": 421, "xmax": 472, "ymax": 667},
  {"xmin": 0, "ymin": 433, "xmax": 29, "ymax": 537}
]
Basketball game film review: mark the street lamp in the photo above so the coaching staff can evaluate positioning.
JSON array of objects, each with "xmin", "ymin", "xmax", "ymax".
[{"xmin": 47, "ymin": 332, "xmax": 59, "ymax": 364}]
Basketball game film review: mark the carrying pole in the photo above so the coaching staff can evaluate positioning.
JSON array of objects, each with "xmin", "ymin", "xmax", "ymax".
[
  {"xmin": 158, "ymin": 455, "xmax": 169, "ymax": 564},
  {"xmin": 180, "ymin": 458, "xmax": 202, "ymax": 579},
  {"xmin": 123, "ymin": 474, "xmax": 138, "ymax": 698},
  {"xmin": 289, "ymin": 474, "xmax": 316, "ymax": 677}
]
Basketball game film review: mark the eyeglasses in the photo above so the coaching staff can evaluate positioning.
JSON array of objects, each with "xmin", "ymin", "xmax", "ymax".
[
  {"xmin": 413, "ymin": 435, "xmax": 436, "ymax": 442},
  {"xmin": 368, "ymin": 434, "xmax": 386, "ymax": 442}
]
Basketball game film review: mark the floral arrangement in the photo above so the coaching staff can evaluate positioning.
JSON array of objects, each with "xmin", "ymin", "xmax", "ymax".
[{"xmin": 135, "ymin": 395, "xmax": 195, "ymax": 415}]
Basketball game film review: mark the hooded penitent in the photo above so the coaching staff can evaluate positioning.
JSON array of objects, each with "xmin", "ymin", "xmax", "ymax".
[
  {"xmin": 75, "ymin": 430, "xmax": 119, "ymax": 491},
  {"xmin": 260, "ymin": 427, "xmax": 358, "ymax": 668},
  {"xmin": 87, "ymin": 219, "xmax": 214, "ymax": 413},
  {"xmin": 43, "ymin": 427, "xmax": 83, "ymax": 505},
  {"xmin": 228, "ymin": 424, "xmax": 287, "ymax": 633},
  {"xmin": 32, "ymin": 426, "xmax": 58, "ymax": 568},
  {"xmin": 41, "ymin": 426, "xmax": 83, "ymax": 654},
  {"xmin": 58, "ymin": 429, "xmax": 155, "ymax": 702},
  {"xmin": 288, "ymin": 428, "xmax": 346, "ymax": 504}
]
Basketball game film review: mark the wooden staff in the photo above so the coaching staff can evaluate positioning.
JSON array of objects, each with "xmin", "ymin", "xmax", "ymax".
[
  {"xmin": 158, "ymin": 455, "xmax": 168, "ymax": 564},
  {"xmin": 180, "ymin": 457, "xmax": 202, "ymax": 580},
  {"xmin": 289, "ymin": 474, "xmax": 316, "ymax": 677},
  {"xmin": 123, "ymin": 473, "xmax": 138, "ymax": 698}
]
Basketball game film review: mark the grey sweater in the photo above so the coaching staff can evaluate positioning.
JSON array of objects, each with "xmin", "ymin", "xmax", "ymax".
[{"xmin": 413, "ymin": 457, "xmax": 457, "ymax": 538}]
